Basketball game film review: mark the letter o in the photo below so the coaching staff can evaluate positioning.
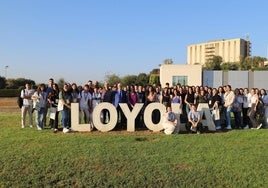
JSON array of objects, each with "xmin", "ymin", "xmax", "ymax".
[
  {"xmin": 143, "ymin": 103, "xmax": 166, "ymax": 132},
  {"xmin": 92, "ymin": 102, "xmax": 117, "ymax": 132}
]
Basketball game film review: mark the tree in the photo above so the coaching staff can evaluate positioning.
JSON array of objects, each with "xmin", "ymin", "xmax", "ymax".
[
  {"xmin": 136, "ymin": 73, "xmax": 149, "ymax": 86},
  {"xmin": 150, "ymin": 69, "xmax": 160, "ymax": 74},
  {"xmin": 149, "ymin": 68, "xmax": 160, "ymax": 85},
  {"xmin": 0, "ymin": 76, "xmax": 6, "ymax": 89},
  {"xmin": 149, "ymin": 75, "xmax": 160, "ymax": 85},
  {"xmin": 6, "ymin": 78, "xmax": 35, "ymax": 89},
  {"xmin": 220, "ymin": 62, "xmax": 239, "ymax": 71},
  {"xmin": 121, "ymin": 75, "xmax": 137, "ymax": 86},
  {"xmin": 163, "ymin": 59, "xmax": 174, "ymax": 65},
  {"xmin": 240, "ymin": 56, "xmax": 267, "ymax": 70},
  {"xmin": 105, "ymin": 74, "xmax": 121, "ymax": 87},
  {"xmin": 204, "ymin": 56, "xmax": 222, "ymax": 70}
]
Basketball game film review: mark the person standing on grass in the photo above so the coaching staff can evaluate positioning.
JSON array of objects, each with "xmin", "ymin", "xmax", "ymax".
[
  {"xmin": 136, "ymin": 85, "xmax": 146, "ymax": 128},
  {"xmin": 187, "ymin": 104, "xmax": 202, "ymax": 134},
  {"xmin": 242, "ymin": 88, "xmax": 251, "ymax": 129},
  {"xmin": 71, "ymin": 83, "xmax": 81, "ymax": 103},
  {"xmin": 47, "ymin": 83, "xmax": 60, "ymax": 132},
  {"xmin": 160, "ymin": 87, "xmax": 171, "ymax": 108},
  {"xmin": 101, "ymin": 82, "xmax": 113, "ymax": 124},
  {"xmin": 113, "ymin": 83, "xmax": 127, "ymax": 129},
  {"xmin": 232, "ymin": 88, "xmax": 243, "ymax": 129},
  {"xmin": 127, "ymin": 85, "xmax": 139, "ymax": 127},
  {"xmin": 79, "ymin": 84, "xmax": 92, "ymax": 127},
  {"xmin": 21, "ymin": 82, "xmax": 34, "ymax": 128},
  {"xmin": 44, "ymin": 78, "xmax": 54, "ymax": 128},
  {"xmin": 248, "ymin": 88, "xmax": 262, "ymax": 129},
  {"xmin": 184, "ymin": 87, "xmax": 195, "ymax": 115},
  {"xmin": 59, "ymin": 83, "xmax": 73, "ymax": 133},
  {"xmin": 32, "ymin": 84, "xmax": 47, "ymax": 130},
  {"xmin": 260, "ymin": 89, "xmax": 268, "ymax": 128},
  {"xmin": 91, "ymin": 86, "xmax": 102, "ymax": 128},
  {"xmin": 170, "ymin": 89, "xmax": 182, "ymax": 133},
  {"xmin": 209, "ymin": 88, "xmax": 222, "ymax": 130},
  {"xmin": 223, "ymin": 85, "xmax": 235, "ymax": 130},
  {"xmin": 145, "ymin": 85, "xmax": 159, "ymax": 124},
  {"xmin": 162, "ymin": 106, "xmax": 178, "ymax": 135}
]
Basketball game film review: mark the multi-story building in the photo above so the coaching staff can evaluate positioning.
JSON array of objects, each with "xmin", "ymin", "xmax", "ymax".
[{"xmin": 187, "ymin": 38, "xmax": 251, "ymax": 65}]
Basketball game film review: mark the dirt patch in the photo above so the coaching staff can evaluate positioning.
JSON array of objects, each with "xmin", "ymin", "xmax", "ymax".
[{"xmin": 0, "ymin": 97, "xmax": 20, "ymax": 114}]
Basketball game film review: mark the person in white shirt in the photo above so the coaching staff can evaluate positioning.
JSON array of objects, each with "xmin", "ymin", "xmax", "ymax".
[
  {"xmin": 248, "ymin": 88, "xmax": 262, "ymax": 129},
  {"xmin": 223, "ymin": 85, "xmax": 235, "ymax": 130},
  {"xmin": 21, "ymin": 83, "xmax": 34, "ymax": 128},
  {"xmin": 162, "ymin": 106, "xmax": 178, "ymax": 135}
]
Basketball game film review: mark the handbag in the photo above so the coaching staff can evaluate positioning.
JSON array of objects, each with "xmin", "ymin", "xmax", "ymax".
[{"xmin": 213, "ymin": 107, "xmax": 220, "ymax": 120}]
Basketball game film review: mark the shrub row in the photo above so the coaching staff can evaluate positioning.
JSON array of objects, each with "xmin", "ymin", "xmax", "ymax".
[{"xmin": 0, "ymin": 89, "xmax": 20, "ymax": 97}]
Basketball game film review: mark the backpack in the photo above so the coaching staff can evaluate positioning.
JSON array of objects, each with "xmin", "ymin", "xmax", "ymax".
[{"xmin": 17, "ymin": 90, "xmax": 25, "ymax": 108}]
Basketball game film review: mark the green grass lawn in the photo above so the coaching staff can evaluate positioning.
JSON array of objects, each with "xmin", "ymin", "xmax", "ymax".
[{"xmin": 0, "ymin": 114, "xmax": 267, "ymax": 187}]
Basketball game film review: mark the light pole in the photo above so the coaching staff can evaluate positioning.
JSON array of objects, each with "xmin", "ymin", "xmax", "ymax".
[{"xmin": 5, "ymin": 65, "xmax": 9, "ymax": 78}]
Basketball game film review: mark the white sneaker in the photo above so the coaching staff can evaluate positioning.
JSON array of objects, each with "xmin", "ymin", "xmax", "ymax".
[
  {"xmin": 63, "ymin": 128, "xmax": 70, "ymax": 133},
  {"xmin": 225, "ymin": 125, "xmax": 232, "ymax": 130},
  {"xmin": 243, "ymin": 125, "xmax": 249, "ymax": 129},
  {"xmin": 257, "ymin": 123, "xmax": 263, "ymax": 129},
  {"xmin": 21, "ymin": 125, "xmax": 25, "ymax": 128},
  {"xmin": 37, "ymin": 126, "xmax": 42, "ymax": 130},
  {"xmin": 215, "ymin": 126, "xmax": 221, "ymax": 130},
  {"xmin": 29, "ymin": 125, "xmax": 33, "ymax": 128}
]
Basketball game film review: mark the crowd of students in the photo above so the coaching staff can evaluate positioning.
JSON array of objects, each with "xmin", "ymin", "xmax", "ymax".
[{"xmin": 20, "ymin": 78, "xmax": 268, "ymax": 133}]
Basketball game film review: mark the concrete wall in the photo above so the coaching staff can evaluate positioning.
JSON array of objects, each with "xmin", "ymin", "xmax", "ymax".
[
  {"xmin": 227, "ymin": 71, "xmax": 248, "ymax": 89},
  {"xmin": 202, "ymin": 70, "xmax": 222, "ymax": 88},
  {"xmin": 252, "ymin": 71, "xmax": 268, "ymax": 89},
  {"xmin": 202, "ymin": 70, "xmax": 268, "ymax": 89}
]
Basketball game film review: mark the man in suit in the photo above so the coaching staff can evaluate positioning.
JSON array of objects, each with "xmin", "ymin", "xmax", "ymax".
[{"xmin": 113, "ymin": 83, "xmax": 127, "ymax": 129}]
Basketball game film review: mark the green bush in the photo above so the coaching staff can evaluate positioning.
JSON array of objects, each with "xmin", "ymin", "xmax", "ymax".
[{"xmin": 0, "ymin": 89, "xmax": 20, "ymax": 97}]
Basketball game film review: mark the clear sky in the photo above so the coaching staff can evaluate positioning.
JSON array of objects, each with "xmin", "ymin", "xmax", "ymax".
[{"xmin": 0, "ymin": 0, "xmax": 267, "ymax": 85}]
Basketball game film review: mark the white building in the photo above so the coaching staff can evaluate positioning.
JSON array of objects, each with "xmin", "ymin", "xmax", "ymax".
[
  {"xmin": 159, "ymin": 64, "xmax": 202, "ymax": 87},
  {"xmin": 187, "ymin": 38, "xmax": 251, "ymax": 65}
]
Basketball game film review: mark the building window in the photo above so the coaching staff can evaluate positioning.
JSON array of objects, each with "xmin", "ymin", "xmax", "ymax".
[{"xmin": 173, "ymin": 76, "xmax": 188, "ymax": 86}]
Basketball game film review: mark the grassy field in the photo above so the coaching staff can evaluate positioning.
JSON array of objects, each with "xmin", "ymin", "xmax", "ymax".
[{"xmin": 0, "ymin": 113, "xmax": 267, "ymax": 187}]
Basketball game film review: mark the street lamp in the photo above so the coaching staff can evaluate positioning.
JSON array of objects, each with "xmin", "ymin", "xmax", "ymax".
[{"xmin": 5, "ymin": 65, "xmax": 9, "ymax": 78}]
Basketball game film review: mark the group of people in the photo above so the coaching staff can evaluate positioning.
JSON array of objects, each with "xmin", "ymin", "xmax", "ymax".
[{"xmin": 20, "ymin": 78, "xmax": 268, "ymax": 134}]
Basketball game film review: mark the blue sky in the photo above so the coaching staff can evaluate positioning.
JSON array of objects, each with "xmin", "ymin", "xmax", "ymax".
[{"xmin": 0, "ymin": 0, "xmax": 267, "ymax": 85}]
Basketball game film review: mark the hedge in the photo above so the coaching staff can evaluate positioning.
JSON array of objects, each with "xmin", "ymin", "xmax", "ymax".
[{"xmin": 0, "ymin": 89, "xmax": 21, "ymax": 97}]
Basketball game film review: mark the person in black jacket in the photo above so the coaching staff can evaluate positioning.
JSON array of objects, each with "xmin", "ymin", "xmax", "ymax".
[{"xmin": 102, "ymin": 82, "xmax": 114, "ymax": 124}]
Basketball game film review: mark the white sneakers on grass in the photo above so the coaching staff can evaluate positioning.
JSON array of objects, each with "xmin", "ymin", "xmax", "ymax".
[
  {"xmin": 257, "ymin": 123, "xmax": 263, "ymax": 129},
  {"xmin": 63, "ymin": 128, "xmax": 70, "ymax": 133}
]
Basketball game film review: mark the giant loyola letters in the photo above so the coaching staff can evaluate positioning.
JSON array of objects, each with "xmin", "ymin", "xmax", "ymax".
[{"xmin": 71, "ymin": 102, "xmax": 166, "ymax": 132}]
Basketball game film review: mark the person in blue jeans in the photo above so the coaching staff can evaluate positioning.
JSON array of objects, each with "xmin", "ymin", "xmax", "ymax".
[
  {"xmin": 59, "ymin": 83, "xmax": 73, "ymax": 133},
  {"xmin": 32, "ymin": 84, "xmax": 48, "ymax": 130},
  {"xmin": 223, "ymin": 85, "xmax": 235, "ymax": 130}
]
